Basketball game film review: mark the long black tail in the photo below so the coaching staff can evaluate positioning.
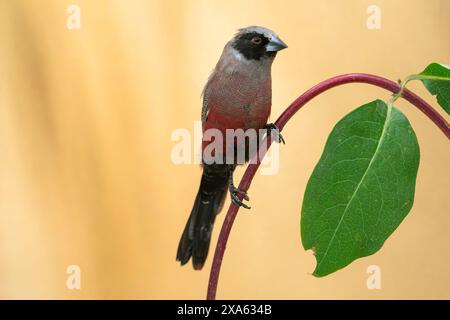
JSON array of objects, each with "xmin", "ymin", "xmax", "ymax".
[{"xmin": 176, "ymin": 164, "xmax": 230, "ymax": 270}]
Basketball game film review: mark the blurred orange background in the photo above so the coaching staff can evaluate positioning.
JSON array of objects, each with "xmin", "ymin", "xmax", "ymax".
[{"xmin": 0, "ymin": 0, "xmax": 449, "ymax": 299}]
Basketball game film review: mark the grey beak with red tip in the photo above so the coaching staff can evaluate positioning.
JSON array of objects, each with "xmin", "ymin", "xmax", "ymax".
[{"xmin": 266, "ymin": 36, "xmax": 288, "ymax": 52}]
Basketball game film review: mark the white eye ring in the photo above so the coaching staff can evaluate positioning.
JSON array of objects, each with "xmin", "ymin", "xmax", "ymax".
[{"xmin": 251, "ymin": 37, "xmax": 262, "ymax": 44}]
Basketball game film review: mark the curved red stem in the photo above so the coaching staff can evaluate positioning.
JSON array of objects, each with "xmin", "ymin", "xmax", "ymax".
[{"xmin": 206, "ymin": 73, "xmax": 450, "ymax": 300}]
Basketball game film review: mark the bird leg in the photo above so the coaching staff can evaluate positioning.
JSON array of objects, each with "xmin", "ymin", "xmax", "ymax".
[
  {"xmin": 264, "ymin": 123, "xmax": 285, "ymax": 144},
  {"xmin": 228, "ymin": 168, "xmax": 251, "ymax": 209}
]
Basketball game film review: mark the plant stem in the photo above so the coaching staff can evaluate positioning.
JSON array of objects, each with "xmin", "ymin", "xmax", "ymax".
[{"xmin": 206, "ymin": 73, "xmax": 450, "ymax": 300}]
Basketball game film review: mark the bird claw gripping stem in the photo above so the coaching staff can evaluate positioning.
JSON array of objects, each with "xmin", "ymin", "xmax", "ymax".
[
  {"xmin": 228, "ymin": 174, "xmax": 251, "ymax": 209},
  {"xmin": 264, "ymin": 123, "xmax": 285, "ymax": 144}
]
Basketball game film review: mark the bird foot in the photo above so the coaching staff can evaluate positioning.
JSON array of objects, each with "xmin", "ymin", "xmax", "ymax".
[
  {"xmin": 229, "ymin": 183, "xmax": 251, "ymax": 209},
  {"xmin": 264, "ymin": 123, "xmax": 285, "ymax": 144}
]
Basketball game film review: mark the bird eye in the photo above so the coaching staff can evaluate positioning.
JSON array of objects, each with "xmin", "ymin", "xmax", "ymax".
[{"xmin": 251, "ymin": 36, "xmax": 262, "ymax": 44}]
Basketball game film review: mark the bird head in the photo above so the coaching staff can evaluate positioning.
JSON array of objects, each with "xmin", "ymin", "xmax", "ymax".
[{"xmin": 230, "ymin": 26, "xmax": 288, "ymax": 61}]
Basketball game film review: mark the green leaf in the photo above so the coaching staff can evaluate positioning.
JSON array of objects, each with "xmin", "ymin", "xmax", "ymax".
[
  {"xmin": 418, "ymin": 63, "xmax": 450, "ymax": 115},
  {"xmin": 301, "ymin": 100, "xmax": 420, "ymax": 277}
]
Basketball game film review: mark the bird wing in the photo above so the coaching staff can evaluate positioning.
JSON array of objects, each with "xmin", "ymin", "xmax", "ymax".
[
  {"xmin": 201, "ymin": 93, "xmax": 209, "ymax": 125},
  {"xmin": 201, "ymin": 69, "xmax": 217, "ymax": 125}
]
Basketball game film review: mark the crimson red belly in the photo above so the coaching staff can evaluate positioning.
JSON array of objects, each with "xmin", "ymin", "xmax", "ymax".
[{"xmin": 201, "ymin": 103, "xmax": 270, "ymax": 163}]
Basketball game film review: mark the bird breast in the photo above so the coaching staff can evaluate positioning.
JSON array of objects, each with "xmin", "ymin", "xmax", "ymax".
[{"xmin": 203, "ymin": 64, "xmax": 272, "ymax": 132}]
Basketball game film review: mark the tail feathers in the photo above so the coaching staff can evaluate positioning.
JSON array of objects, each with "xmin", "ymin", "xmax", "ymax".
[
  {"xmin": 176, "ymin": 165, "xmax": 229, "ymax": 270},
  {"xmin": 176, "ymin": 192, "xmax": 200, "ymax": 266}
]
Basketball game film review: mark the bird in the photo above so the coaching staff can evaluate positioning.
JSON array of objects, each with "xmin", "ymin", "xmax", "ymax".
[{"xmin": 176, "ymin": 26, "xmax": 287, "ymax": 270}]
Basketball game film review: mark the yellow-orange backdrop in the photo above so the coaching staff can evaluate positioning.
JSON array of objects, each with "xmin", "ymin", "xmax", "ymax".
[{"xmin": 0, "ymin": 0, "xmax": 449, "ymax": 299}]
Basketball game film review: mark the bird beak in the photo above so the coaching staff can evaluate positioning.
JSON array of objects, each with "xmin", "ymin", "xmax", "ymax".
[{"xmin": 266, "ymin": 36, "xmax": 288, "ymax": 52}]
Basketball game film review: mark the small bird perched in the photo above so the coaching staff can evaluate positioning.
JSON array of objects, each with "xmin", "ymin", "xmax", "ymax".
[{"xmin": 177, "ymin": 26, "xmax": 287, "ymax": 270}]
